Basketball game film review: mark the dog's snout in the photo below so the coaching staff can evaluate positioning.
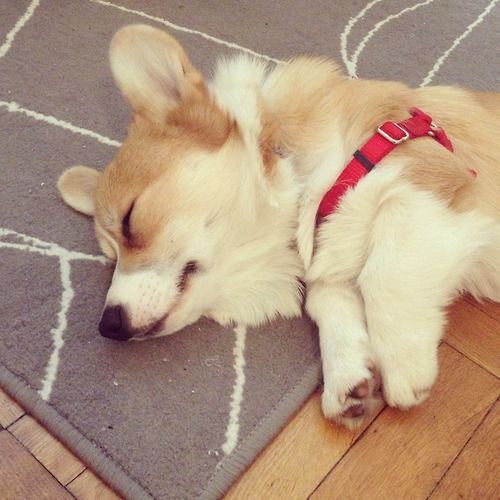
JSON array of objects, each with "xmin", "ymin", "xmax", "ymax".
[{"xmin": 99, "ymin": 305, "xmax": 131, "ymax": 341}]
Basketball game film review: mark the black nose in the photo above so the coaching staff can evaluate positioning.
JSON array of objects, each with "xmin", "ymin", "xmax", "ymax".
[{"xmin": 99, "ymin": 305, "xmax": 132, "ymax": 341}]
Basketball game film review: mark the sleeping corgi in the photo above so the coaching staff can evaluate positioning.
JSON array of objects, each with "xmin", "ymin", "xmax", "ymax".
[{"xmin": 58, "ymin": 24, "xmax": 500, "ymax": 427}]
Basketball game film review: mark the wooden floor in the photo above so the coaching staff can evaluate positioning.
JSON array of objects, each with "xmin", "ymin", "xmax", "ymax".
[{"xmin": 1, "ymin": 297, "xmax": 499, "ymax": 499}]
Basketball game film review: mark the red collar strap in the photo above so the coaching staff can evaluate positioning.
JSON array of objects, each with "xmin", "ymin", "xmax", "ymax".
[{"xmin": 317, "ymin": 107, "xmax": 454, "ymax": 220}]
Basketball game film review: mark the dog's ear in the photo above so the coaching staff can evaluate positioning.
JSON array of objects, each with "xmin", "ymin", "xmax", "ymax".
[
  {"xmin": 109, "ymin": 24, "xmax": 205, "ymax": 123},
  {"xmin": 57, "ymin": 166, "xmax": 101, "ymax": 216}
]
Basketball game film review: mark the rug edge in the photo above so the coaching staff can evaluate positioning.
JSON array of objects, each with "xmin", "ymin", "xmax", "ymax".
[
  {"xmin": 0, "ymin": 363, "xmax": 153, "ymax": 500},
  {"xmin": 200, "ymin": 359, "xmax": 322, "ymax": 499}
]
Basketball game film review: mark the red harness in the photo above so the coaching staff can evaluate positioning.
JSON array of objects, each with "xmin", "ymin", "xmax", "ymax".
[{"xmin": 317, "ymin": 108, "xmax": 456, "ymax": 220}]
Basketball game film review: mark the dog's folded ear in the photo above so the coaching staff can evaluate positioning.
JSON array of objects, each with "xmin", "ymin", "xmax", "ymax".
[
  {"xmin": 109, "ymin": 24, "xmax": 205, "ymax": 124},
  {"xmin": 57, "ymin": 166, "xmax": 101, "ymax": 216}
]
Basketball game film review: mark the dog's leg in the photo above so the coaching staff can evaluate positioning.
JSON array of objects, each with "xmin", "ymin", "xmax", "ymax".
[
  {"xmin": 304, "ymin": 174, "xmax": 395, "ymax": 428},
  {"xmin": 305, "ymin": 194, "xmax": 388, "ymax": 427},
  {"xmin": 307, "ymin": 281, "xmax": 383, "ymax": 428},
  {"xmin": 463, "ymin": 223, "xmax": 500, "ymax": 302},
  {"xmin": 358, "ymin": 189, "xmax": 492, "ymax": 409}
]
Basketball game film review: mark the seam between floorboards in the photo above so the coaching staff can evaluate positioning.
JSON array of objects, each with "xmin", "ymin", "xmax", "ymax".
[
  {"xmin": 7, "ymin": 414, "xmax": 113, "ymax": 492},
  {"xmin": 8, "ymin": 413, "xmax": 87, "ymax": 488},
  {"xmin": 443, "ymin": 341, "xmax": 499, "ymax": 380},
  {"xmin": 5, "ymin": 409, "xmax": 85, "ymax": 489},
  {"xmin": 65, "ymin": 467, "xmax": 89, "ymax": 488},
  {"xmin": 425, "ymin": 395, "xmax": 499, "ymax": 499},
  {"xmin": 465, "ymin": 298, "xmax": 500, "ymax": 324},
  {"xmin": 7, "ymin": 427, "xmax": 77, "ymax": 498},
  {"xmin": 307, "ymin": 345, "xmax": 499, "ymax": 499},
  {"xmin": 5, "ymin": 411, "xmax": 26, "ymax": 430},
  {"xmin": 306, "ymin": 405, "xmax": 386, "ymax": 499}
]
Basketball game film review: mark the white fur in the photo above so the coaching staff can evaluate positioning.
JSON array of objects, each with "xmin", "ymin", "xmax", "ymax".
[
  {"xmin": 295, "ymin": 138, "xmax": 347, "ymax": 269},
  {"xmin": 106, "ymin": 267, "xmax": 179, "ymax": 330},
  {"xmin": 60, "ymin": 43, "xmax": 500, "ymax": 426},
  {"xmin": 305, "ymin": 161, "xmax": 500, "ymax": 418},
  {"xmin": 98, "ymin": 130, "xmax": 304, "ymax": 335},
  {"xmin": 210, "ymin": 56, "xmax": 268, "ymax": 138}
]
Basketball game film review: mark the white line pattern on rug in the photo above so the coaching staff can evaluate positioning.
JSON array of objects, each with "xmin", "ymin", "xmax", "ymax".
[
  {"xmin": 222, "ymin": 325, "xmax": 247, "ymax": 455},
  {"xmin": 0, "ymin": 100, "xmax": 121, "ymax": 147},
  {"xmin": 0, "ymin": 0, "xmax": 493, "ymax": 425},
  {"xmin": 0, "ymin": 0, "xmax": 40, "ymax": 59},
  {"xmin": 39, "ymin": 258, "xmax": 74, "ymax": 402},
  {"xmin": 420, "ymin": 0, "xmax": 499, "ymax": 86},
  {"xmin": 90, "ymin": 0, "xmax": 281, "ymax": 64},
  {"xmin": 340, "ymin": 0, "xmax": 383, "ymax": 77},
  {"xmin": 341, "ymin": 0, "xmax": 436, "ymax": 78},
  {"xmin": 0, "ymin": 227, "xmax": 109, "ymax": 401}
]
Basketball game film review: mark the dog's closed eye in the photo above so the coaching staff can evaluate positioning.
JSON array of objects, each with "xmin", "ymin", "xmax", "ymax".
[
  {"xmin": 178, "ymin": 261, "xmax": 199, "ymax": 292},
  {"xmin": 122, "ymin": 201, "xmax": 135, "ymax": 241}
]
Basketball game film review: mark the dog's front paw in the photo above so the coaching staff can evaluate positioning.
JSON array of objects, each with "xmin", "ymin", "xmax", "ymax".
[
  {"xmin": 322, "ymin": 363, "xmax": 383, "ymax": 430},
  {"xmin": 379, "ymin": 350, "xmax": 438, "ymax": 409}
]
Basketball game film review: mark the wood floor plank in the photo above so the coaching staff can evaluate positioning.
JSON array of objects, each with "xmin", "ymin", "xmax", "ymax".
[
  {"xmin": 431, "ymin": 400, "xmax": 500, "ymax": 500},
  {"xmin": 311, "ymin": 345, "xmax": 500, "ymax": 500},
  {"xmin": 465, "ymin": 294, "xmax": 500, "ymax": 323},
  {"xmin": 0, "ymin": 430, "xmax": 73, "ymax": 500},
  {"xmin": 0, "ymin": 388, "xmax": 25, "ymax": 428},
  {"xmin": 67, "ymin": 469, "xmax": 121, "ymax": 500},
  {"xmin": 446, "ymin": 299, "xmax": 500, "ymax": 377},
  {"xmin": 225, "ymin": 391, "xmax": 377, "ymax": 500},
  {"xmin": 9, "ymin": 415, "xmax": 85, "ymax": 485}
]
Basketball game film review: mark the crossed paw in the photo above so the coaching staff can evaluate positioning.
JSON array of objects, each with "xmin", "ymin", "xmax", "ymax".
[{"xmin": 322, "ymin": 350, "xmax": 438, "ymax": 428}]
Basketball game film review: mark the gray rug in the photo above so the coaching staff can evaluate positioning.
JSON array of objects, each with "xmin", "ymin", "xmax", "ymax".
[{"xmin": 0, "ymin": 1, "xmax": 498, "ymax": 499}]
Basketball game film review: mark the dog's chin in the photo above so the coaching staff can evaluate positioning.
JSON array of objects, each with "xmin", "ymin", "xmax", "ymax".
[
  {"xmin": 127, "ymin": 311, "xmax": 201, "ymax": 341},
  {"xmin": 129, "ymin": 334, "xmax": 164, "ymax": 342},
  {"xmin": 128, "ymin": 314, "xmax": 169, "ymax": 341}
]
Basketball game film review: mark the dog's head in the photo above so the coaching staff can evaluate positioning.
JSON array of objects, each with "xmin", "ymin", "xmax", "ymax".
[{"xmin": 58, "ymin": 25, "xmax": 302, "ymax": 341}]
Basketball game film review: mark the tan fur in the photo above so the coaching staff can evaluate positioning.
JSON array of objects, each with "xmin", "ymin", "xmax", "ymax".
[
  {"xmin": 92, "ymin": 25, "xmax": 241, "ymax": 272},
  {"xmin": 57, "ymin": 165, "xmax": 101, "ymax": 216},
  {"xmin": 58, "ymin": 27, "xmax": 500, "ymax": 292},
  {"xmin": 110, "ymin": 24, "xmax": 206, "ymax": 124},
  {"xmin": 263, "ymin": 58, "xmax": 347, "ymax": 158},
  {"xmin": 94, "ymin": 118, "xmax": 237, "ymax": 270},
  {"xmin": 167, "ymin": 95, "xmax": 236, "ymax": 149},
  {"xmin": 58, "ymin": 26, "xmax": 500, "ymax": 295},
  {"xmin": 96, "ymin": 97, "xmax": 235, "ymax": 233},
  {"xmin": 258, "ymin": 109, "xmax": 282, "ymax": 174},
  {"xmin": 56, "ymin": 25, "xmax": 500, "ymax": 364},
  {"xmin": 56, "ymin": 26, "xmax": 500, "ymax": 427},
  {"xmin": 264, "ymin": 59, "xmax": 500, "ymax": 214}
]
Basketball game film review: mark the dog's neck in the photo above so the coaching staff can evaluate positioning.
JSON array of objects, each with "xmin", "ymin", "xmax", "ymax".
[
  {"xmin": 209, "ymin": 56, "xmax": 405, "ymax": 270},
  {"xmin": 263, "ymin": 95, "xmax": 350, "ymax": 270},
  {"xmin": 262, "ymin": 73, "xmax": 409, "ymax": 268}
]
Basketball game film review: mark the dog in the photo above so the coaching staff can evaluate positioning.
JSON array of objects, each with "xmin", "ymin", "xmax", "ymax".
[{"xmin": 57, "ymin": 24, "xmax": 500, "ymax": 428}]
